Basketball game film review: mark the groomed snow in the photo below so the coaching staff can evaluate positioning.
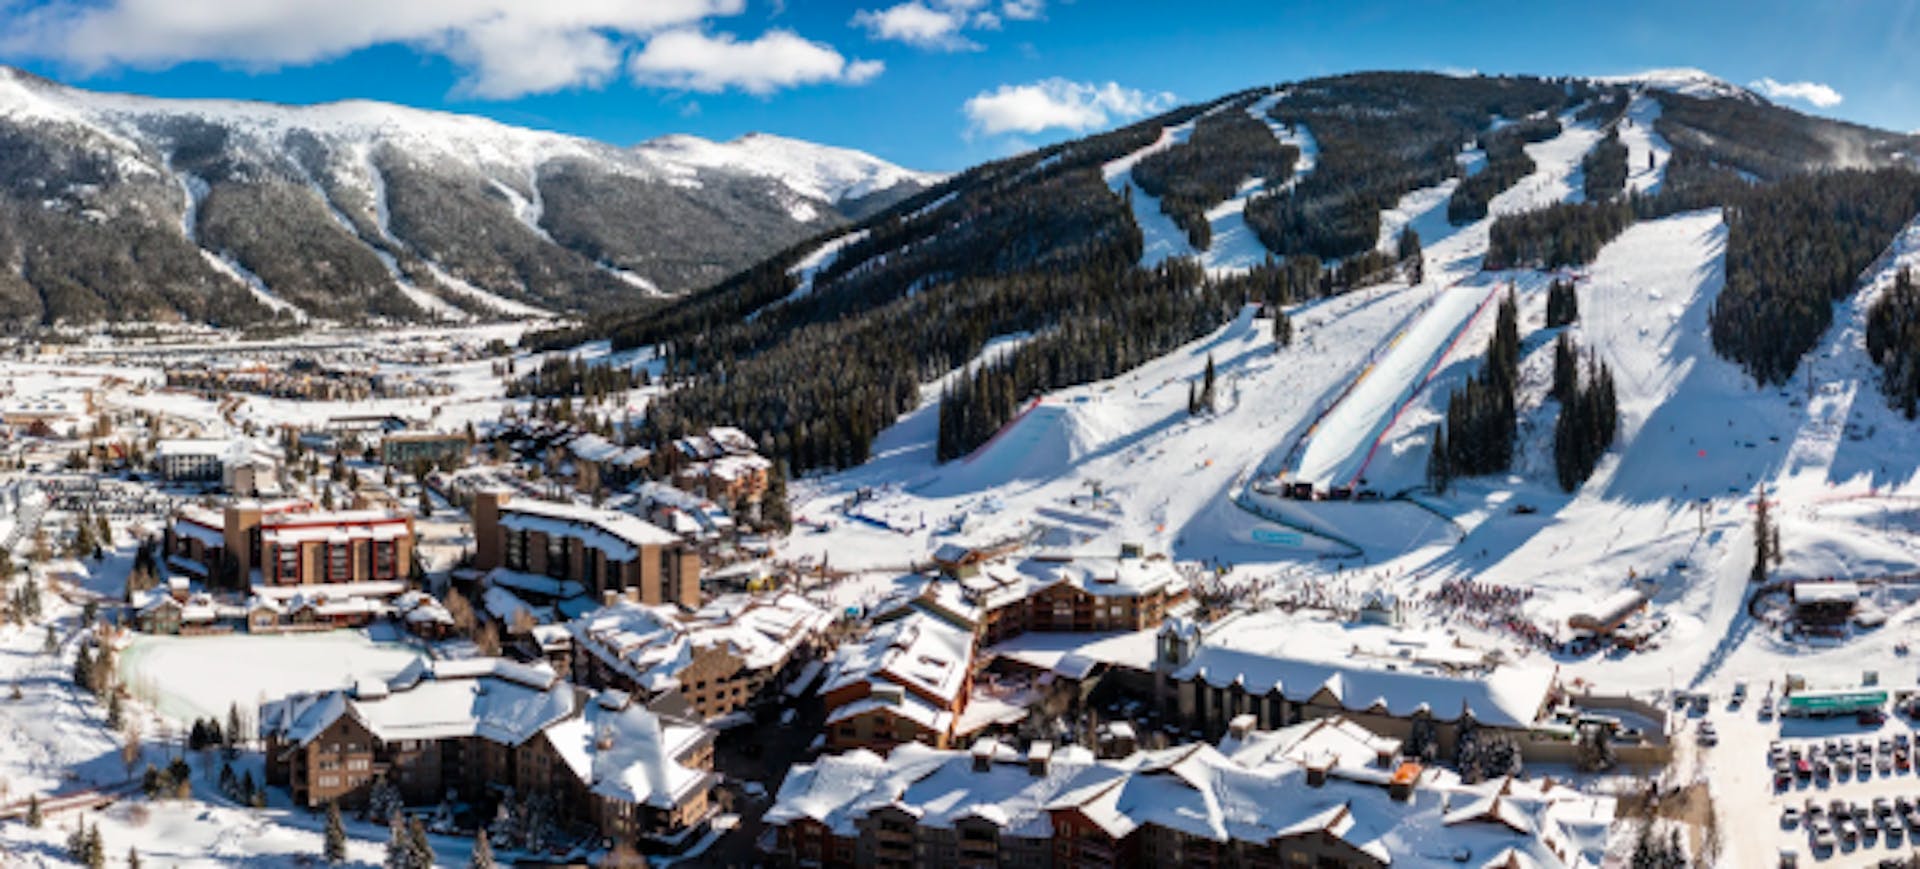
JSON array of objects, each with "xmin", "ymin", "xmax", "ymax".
[{"xmin": 118, "ymin": 630, "xmax": 424, "ymax": 722}]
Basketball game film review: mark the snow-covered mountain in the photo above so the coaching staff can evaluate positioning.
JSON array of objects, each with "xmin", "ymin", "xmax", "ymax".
[
  {"xmin": 0, "ymin": 67, "xmax": 939, "ymax": 325},
  {"xmin": 1589, "ymin": 67, "xmax": 1763, "ymax": 104}
]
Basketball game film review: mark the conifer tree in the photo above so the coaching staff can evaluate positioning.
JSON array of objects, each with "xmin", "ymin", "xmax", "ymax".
[
  {"xmin": 1202, "ymin": 354, "xmax": 1217, "ymax": 412},
  {"xmin": 1272, "ymin": 306, "xmax": 1293, "ymax": 347},
  {"xmin": 325, "ymin": 801, "xmax": 348, "ymax": 865},
  {"xmin": 86, "ymin": 822, "xmax": 105, "ymax": 868},
  {"xmin": 1426, "ymin": 426, "xmax": 1451, "ymax": 494},
  {"xmin": 408, "ymin": 816, "xmax": 435, "ymax": 868},
  {"xmin": 470, "ymin": 829, "xmax": 496, "ymax": 869},
  {"xmin": 26, "ymin": 793, "xmax": 41, "ymax": 827},
  {"xmin": 1752, "ymin": 496, "xmax": 1775, "ymax": 583},
  {"xmin": 384, "ymin": 815, "xmax": 411, "ymax": 869}
]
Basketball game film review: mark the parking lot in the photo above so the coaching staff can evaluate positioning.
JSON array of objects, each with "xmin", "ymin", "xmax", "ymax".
[{"xmin": 1690, "ymin": 689, "xmax": 1920, "ymax": 867}]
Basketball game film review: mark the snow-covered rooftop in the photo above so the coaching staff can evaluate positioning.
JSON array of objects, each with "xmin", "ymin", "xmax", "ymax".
[
  {"xmin": 768, "ymin": 720, "xmax": 1614, "ymax": 867},
  {"xmin": 261, "ymin": 657, "xmax": 571, "ymax": 748},
  {"xmin": 497, "ymin": 497, "xmax": 679, "ymax": 561},
  {"xmin": 544, "ymin": 695, "xmax": 714, "ymax": 810},
  {"xmin": 570, "ymin": 591, "xmax": 831, "ymax": 699},
  {"xmin": 1166, "ymin": 611, "xmax": 1556, "ymax": 728}
]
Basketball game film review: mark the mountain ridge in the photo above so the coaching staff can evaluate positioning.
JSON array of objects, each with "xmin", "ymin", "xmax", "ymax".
[{"xmin": 0, "ymin": 66, "xmax": 939, "ymax": 326}]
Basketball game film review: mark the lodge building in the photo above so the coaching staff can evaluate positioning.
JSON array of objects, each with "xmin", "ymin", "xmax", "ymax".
[{"xmin": 260, "ymin": 658, "xmax": 716, "ymax": 848}]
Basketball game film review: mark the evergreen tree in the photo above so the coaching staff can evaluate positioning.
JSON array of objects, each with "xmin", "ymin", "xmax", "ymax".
[
  {"xmin": 1426, "ymin": 426, "xmax": 1451, "ymax": 494},
  {"xmin": 762, "ymin": 460, "xmax": 793, "ymax": 533},
  {"xmin": 1272, "ymin": 306, "xmax": 1293, "ymax": 347},
  {"xmin": 407, "ymin": 816, "xmax": 435, "ymax": 868},
  {"xmin": 1396, "ymin": 226, "xmax": 1424, "ymax": 284},
  {"xmin": 26, "ymin": 793, "xmax": 41, "ymax": 827},
  {"xmin": 384, "ymin": 815, "xmax": 412, "ymax": 869},
  {"xmin": 1551, "ymin": 332, "xmax": 1578, "ymax": 401},
  {"xmin": 470, "ymin": 828, "xmax": 496, "ymax": 869},
  {"xmin": 106, "ymin": 691, "xmax": 123, "ymax": 730},
  {"xmin": 1441, "ymin": 290, "xmax": 1522, "ymax": 479},
  {"xmin": 1552, "ymin": 343, "xmax": 1619, "ymax": 492},
  {"xmin": 325, "ymin": 801, "xmax": 348, "ymax": 865},
  {"xmin": 1752, "ymin": 496, "xmax": 1775, "ymax": 583},
  {"xmin": 227, "ymin": 701, "xmax": 244, "ymax": 750},
  {"xmin": 127, "ymin": 846, "xmax": 141, "ymax": 869},
  {"xmin": 1545, "ymin": 279, "xmax": 1579, "ymax": 328},
  {"xmin": 1201, "ymin": 354, "xmax": 1217, "ymax": 412}
]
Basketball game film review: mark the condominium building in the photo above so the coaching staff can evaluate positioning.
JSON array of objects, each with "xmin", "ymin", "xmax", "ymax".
[{"xmin": 471, "ymin": 491, "xmax": 702, "ymax": 610}]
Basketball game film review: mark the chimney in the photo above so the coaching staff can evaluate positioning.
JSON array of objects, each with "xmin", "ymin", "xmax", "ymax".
[
  {"xmin": 1027, "ymin": 741, "xmax": 1052, "ymax": 777},
  {"xmin": 1389, "ymin": 762, "xmax": 1422, "ymax": 802},
  {"xmin": 1305, "ymin": 759, "xmax": 1330, "ymax": 788},
  {"xmin": 1227, "ymin": 713, "xmax": 1256, "ymax": 741},
  {"xmin": 972, "ymin": 738, "xmax": 997, "ymax": 772},
  {"xmin": 603, "ymin": 589, "xmax": 620, "ymax": 608}
]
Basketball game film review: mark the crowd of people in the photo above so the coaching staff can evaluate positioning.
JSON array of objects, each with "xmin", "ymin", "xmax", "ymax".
[{"xmin": 1424, "ymin": 578, "xmax": 1559, "ymax": 651}]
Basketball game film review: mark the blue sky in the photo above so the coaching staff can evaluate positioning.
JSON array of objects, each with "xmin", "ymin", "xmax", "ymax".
[{"xmin": 1, "ymin": 0, "xmax": 1915, "ymax": 172}]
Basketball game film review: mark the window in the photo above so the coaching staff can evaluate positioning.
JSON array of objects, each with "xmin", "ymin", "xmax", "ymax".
[
  {"xmin": 318, "ymin": 775, "xmax": 340, "ymax": 788},
  {"xmin": 547, "ymin": 533, "xmax": 569, "ymax": 579},
  {"xmin": 505, "ymin": 529, "xmax": 528, "ymax": 571},
  {"xmin": 373, "ymin": 540, "xmax": 397, "ymax": 580},
  {"xmin": 274, "ymin": 545, "xmax": 299, "ymax": 584},
  {"xmin": 327, "ymin": 543, "xmax": 349, "ymax": 583}
]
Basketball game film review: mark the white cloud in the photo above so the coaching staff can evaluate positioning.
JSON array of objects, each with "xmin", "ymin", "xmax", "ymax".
[
  {"xmin": 630, "ymin": 28, "xmax": 882, "ymax": 96},
  {"xmin": 850, "ymin": 2, "xmax": 978, "ymax": 51},
  {"xmin": 853, "ymin": 0, "xmax": 1038, "ymax": 50},
  {"xmin": 1000, "ymin": 0, "xmax": 1045, "ymax": 21},
  {"xmin": 964, "ymin": 78, "xmax": 1174, "ymax": 136},
  {"xmin": 1749, "ymin": 77, "xmax": 1844, "ymax": 109},
  {"xmin": 0, "ymin": 0, "xmax": 879, "ymax": 99}
]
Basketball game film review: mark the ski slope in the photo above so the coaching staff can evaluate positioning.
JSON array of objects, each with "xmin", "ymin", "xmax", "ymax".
[
  {"xmin": 1103, "ymin": 116, "xmax": 1205, "ymax": 267},
  {"xmin": 1615, "ymin": 93, "xmax": 1673, "ymax": 194},
  {"xmin": 1284, "ymin": 282, "xmax": 1498, "ymax": 490},
  {"xmin": 1201, "ymin": 91, "xmax": 1319, "ymax": 274},
  {"xmin": 1274, "ymin": 111, "xmax": 1605, "ymax": 494}
]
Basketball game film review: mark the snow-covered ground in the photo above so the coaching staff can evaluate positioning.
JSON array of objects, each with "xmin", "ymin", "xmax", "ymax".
[
  {"xmin": 1616, "ymin": 93, "xmax": 1673, "ymax": 194},
  {"xmin": 118, "ymin": 630, "xmax": 424, "ymax": 722}
]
